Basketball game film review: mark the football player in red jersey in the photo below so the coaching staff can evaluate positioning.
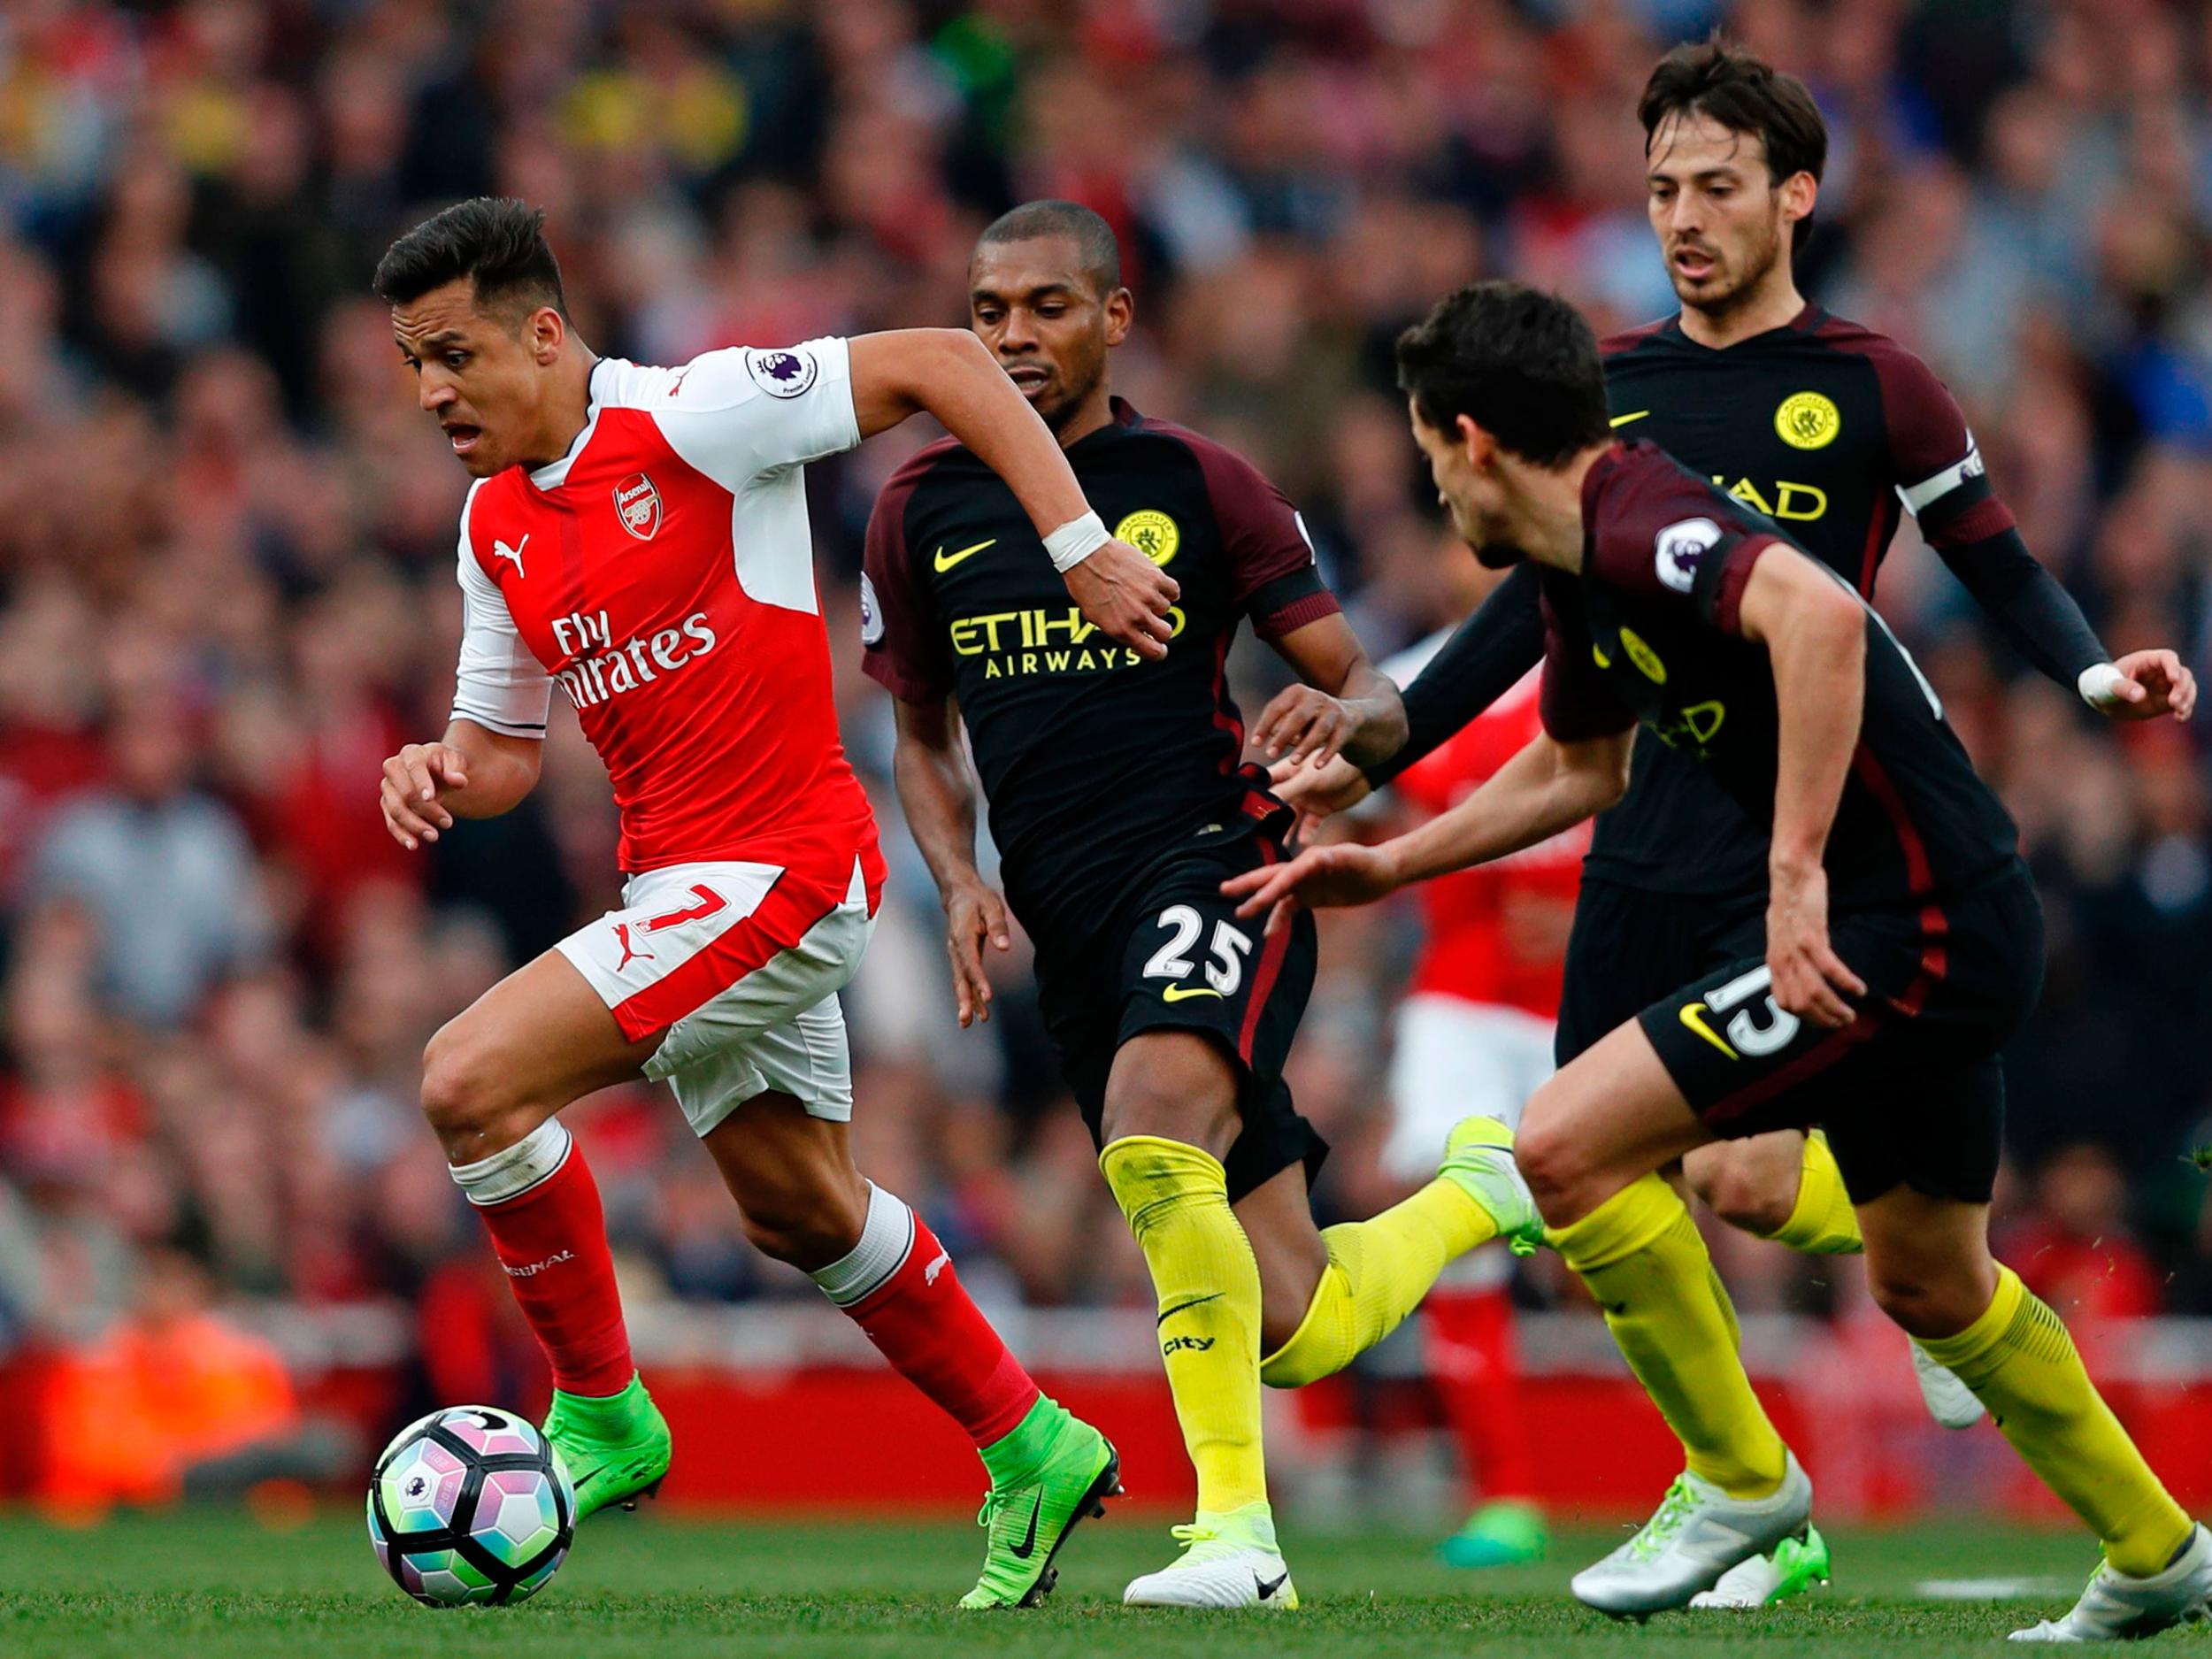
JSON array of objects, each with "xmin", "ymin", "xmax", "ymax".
[{"xmin": 370, "ymin": 198, "xmax": 1168, "ymax": 1608}]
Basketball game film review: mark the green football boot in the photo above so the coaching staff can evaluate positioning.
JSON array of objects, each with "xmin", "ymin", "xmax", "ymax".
[
  {"xmin": 541, "ymin": 1372, "xmax": 672, "ymax": 1523},
  {"xmin": 960, "ymin": 1396, "xmax": 1123, "ymax": 1609},
  {"xmin": 1440, "ymin": 1116, "xmax": 1546, "ymax": 1256},
  {"xmin": 1688, "ymin": 1524, "xmax": 1833, "ymax": 1609},
  {"xmin": 1439, "ymin": 1498, "xmax": 1549, "ymax": 1568}
]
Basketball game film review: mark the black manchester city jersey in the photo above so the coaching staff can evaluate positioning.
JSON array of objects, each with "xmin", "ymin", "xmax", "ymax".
[
  {"xmin": 1585, "ymin": 303, "xmax": 2087, "ymax": 895},
  {"xmin": 862, "ymin": 398, "xmax": 1337, "ymax": 933},
  {"xmin": 1541, "ymin": 442, "xmax": 2021, "ymax": 912}
]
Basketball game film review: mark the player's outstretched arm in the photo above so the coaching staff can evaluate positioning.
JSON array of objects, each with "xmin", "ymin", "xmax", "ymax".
[
  {"xmin": 888, "ymin": 697, "xmax": 1011, "ymax": 1028},
  {"xmin": 1361, "ymin": 563, "xmax": 1548, "ymax": 790},
  {"xmin": 378, "ymin": 719, "xmax": 542, "ymax": 850},
  {"xmin": 846, "ymin": 329, "xmax": 1178, "ymax": 658},
  {"xmin": 1225, "ymin": 728, "xmax": 1630, "ymax": 934},
  {"xmin": 1733, "ymin": 549, "xmax": 1870, "ymax": 1029},
  {"xmin": 1254, "ymin": 612, "xmax": 1408, "ymax": 771}
]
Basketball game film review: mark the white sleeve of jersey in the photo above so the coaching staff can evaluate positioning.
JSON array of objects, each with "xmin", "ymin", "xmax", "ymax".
[
  {"xmin": 649, "ymin": 337, "xmax": 861, "ymax": 487},
  {"xmin": 450, "ymin": 495, "xmax": 553, "ymax": 739}
]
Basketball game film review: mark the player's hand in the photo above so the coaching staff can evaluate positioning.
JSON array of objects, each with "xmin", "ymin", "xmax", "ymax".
[
  {"xmin": 942, "ymin": 879, "xmax": 1012, "ymax": 1028},
  {"xmin": 1254, "ymin": 686, "xmax": 1358, "ymax": 770},
  {"xmin": 1268, "ymin": 752, "xmax": 1371, "ymax": 841},
  {"xmin": 2097, "ymin": 649, "xmax": 2198, "ymax": 722},
  {"xmin": 380, "ymin": 742, "xmax": 470, "ymax": 851},
  {"xmin": 1765, "ymin": 862, "xmax": 1866, "ymax": 1029},
  {"xmin": 1064, "ymin": 539, "xmax": 1179, "ymax": 660},
  {"xmin": 1224, "ymin": 841, "xmax": 1399, "ymax": 936}
]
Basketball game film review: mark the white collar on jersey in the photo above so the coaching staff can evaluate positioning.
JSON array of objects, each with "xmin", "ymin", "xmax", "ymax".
[{"xmin": 526, "ymin": 357, "xmax": 614, "ymax": 491}]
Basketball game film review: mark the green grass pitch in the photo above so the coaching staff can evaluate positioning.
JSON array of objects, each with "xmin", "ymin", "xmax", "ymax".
[{"xmin": 0, "ymin": 1509, "xmax": 2157, "ymax": 1657}]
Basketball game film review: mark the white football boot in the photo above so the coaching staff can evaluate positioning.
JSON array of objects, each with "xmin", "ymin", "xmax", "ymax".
[
  {"xmin": 1911, "ymin": 1340, "xmax": 1986, "ymax": 1430},
  {"xmin": 2011, "ymin": 1525, "xmax": 2212, "ymax": 1642},
  {"xmin": 1124, "ymin": 1502, "xmax": 1298, "ymax": 1609},
  {"xmin": 1572, "ymin": 1452, "xmax": 1814, "ymax": 1617}
]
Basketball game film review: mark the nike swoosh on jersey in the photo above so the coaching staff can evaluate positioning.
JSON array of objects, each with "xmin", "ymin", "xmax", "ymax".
[
  {"xmin": 1161, "ymin": 984, "xmax": 1224, "ymax": 1002},
  {"xmin": 1609, "ymin": 410, "xmax": 1652, "ymax": 428},
  {"xmin": 933, "ymin": 538, "xmax": 996, "ymax": 572},
  {"xmin": 1678, "ymin": 1002, "xmax": 1740, "ymax": 1060}
]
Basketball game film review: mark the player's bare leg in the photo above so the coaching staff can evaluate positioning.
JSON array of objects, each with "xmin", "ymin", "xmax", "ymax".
[
  {"xmin": 1515, "ymin": 1021, "xmax": 1813, "ymax": 1616},
  {"xmin": 1851, "ymin": 1187, "xmax": 2207, "ymax": 1640},
  {"xmin": 423, "ymin": 949, "xmax": 672, "ymax": 1518},
  {"xmin": 703, "ymin": 1091, "xmax": 1118, "ymax": 1609}
]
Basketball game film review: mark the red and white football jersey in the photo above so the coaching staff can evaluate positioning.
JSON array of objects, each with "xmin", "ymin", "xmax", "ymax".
[
  {"xmin": 450, "ymin": 340, "xmax": 880, "ymax": 884},
  {"xmin": 1384, "ymin": 643, "xmax": 1587, "ymax": 1019}
]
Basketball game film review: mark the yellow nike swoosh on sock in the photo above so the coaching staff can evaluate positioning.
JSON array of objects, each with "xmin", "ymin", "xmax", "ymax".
[
  {"xmin": 933, "ymin": 538, "xmax": 995, "ymax": 572},
  {"xmin": 1679, "ymin": 1002, "xmax": 1740, "ymax": 1059}
]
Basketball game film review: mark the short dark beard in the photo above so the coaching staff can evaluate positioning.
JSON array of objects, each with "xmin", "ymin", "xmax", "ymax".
[{"xmin": 1679, "ymin": 204, "xmax": 1787, "ymax": 325}]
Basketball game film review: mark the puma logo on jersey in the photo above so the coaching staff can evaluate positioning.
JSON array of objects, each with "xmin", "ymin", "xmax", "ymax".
[
  {"xmin": 923, "ymin": 1250, "xmax": 950, "ymax": 1286},
  {"xmin": 933, "ymin": 538, "xmax": 995, "ymax": 572},
  {"xmin": 492, "ymin": 534, "xmax": 529, "ymax": 577}
]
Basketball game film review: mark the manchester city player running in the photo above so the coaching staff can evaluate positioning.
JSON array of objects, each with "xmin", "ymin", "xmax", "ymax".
[
  {"xmin": 865, "ymin": 203, "xmax": 1540, "ymax": 1609},
  {"xmin": 1233, "ymin": 281, "xmax": 2208, "ymax": 1636},
  {"xmin": 1276, "ymin": 38, "xmax": 2196, "ymax": 1605}
]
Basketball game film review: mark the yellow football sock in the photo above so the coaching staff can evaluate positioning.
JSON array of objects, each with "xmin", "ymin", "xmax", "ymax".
[
  {"xmin": 1917, "ymin": 1266, "xmax": 2191, "ymax": 1578},
  {"xmin": 1099, "ymin": 1135, "xmax": 1268, "ymax": 1515},
  {"xmin": 1260, "ymin": 1179, "xmax": 1496, "ymax": 1388},
  {"xmin": 1550, "ymin": 1173, "xmax": 1787, "ymax": 1500},
  {"xmin": 1765, "ymin": 1131, "xmax": 1864, "ymax": 1256}
]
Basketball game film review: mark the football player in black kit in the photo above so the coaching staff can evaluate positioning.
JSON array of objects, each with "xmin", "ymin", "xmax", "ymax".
[
  {"xmin": 864, "ymin": 203, "xmax": 1541, "ymax": 1610},
  {"xmin": 1232, "ymin": 281, "xmax": 2208, "ymax": 1636},
  {"xmin": 1274, "ymin": 39, "xmax": 2195, "ymax": 1604}
]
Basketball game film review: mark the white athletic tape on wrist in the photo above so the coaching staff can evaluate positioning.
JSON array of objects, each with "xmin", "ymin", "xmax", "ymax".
[
  {"xmin": 450, "ymin": 1118, "xmax": 573, "ymax": 1206},
  {"xmin": 1043, "ymin": 510, "xmax": 1110, "ymax": 574},
  {"xmin": 2078, "ymin": 663, "xmax": 2129, "ymax": 710},
  {"xmin": 809, "ymin": 1183, "xmax": 916, "ymax": 1308}
]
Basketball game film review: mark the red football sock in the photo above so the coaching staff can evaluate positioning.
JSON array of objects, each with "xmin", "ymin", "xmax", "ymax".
[
  {"xmin": 1426, "ymin": 1286, "xmax": 1538, "ymax": 1502},
  {"xmin": 827, "ymin": 1188, "xmax": 1041, "ymax": 1448},
  {"xmin": 457, "ymin": 1123, "xmax": 634, "ymax": 1399}
]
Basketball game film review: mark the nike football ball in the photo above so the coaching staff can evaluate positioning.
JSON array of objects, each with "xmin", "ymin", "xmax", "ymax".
[{"xmin": 367, "ymin": 1405, "xmax": 575, "ymax": 1606}]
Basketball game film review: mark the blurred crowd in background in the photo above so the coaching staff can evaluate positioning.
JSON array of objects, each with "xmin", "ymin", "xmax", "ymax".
[{"xmin": 2, "ymin": 0, "xmax": 2210, "ymax": 1506}]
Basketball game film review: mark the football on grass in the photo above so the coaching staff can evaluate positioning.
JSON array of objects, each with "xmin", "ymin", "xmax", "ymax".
[{"xmin": 366, "ymin": 1406, "xmax": 575, "ymax": 1606}]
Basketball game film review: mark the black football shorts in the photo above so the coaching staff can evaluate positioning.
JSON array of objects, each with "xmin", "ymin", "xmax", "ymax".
[
  {"xmin": 1035, "ymin": 815, "xmax": 1325, "ymax": 1202},
  {"xmin": 1638, "ymin": 864, "xmax": 2044, "ymax": 1204},
  {"xmin": 1555, "ymin": 877, "xmax": 1765, "ymax": 1067}
]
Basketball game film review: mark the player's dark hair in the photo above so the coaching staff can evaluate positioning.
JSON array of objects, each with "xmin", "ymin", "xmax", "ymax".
[
  {"xmin": 1640, "ymin": 37, "xmax": 1826, "ymax": 245},
  {"xmin": 1394, "ymin": 281, "xmax": 1609, "ymax": 468},
  {"xmin": 373, "ymin": 197, "xmax": 568, "ymax": 323},
  {"xmin": 975, "ymin": 200, "xmax": 1122, "ymax": 296}
]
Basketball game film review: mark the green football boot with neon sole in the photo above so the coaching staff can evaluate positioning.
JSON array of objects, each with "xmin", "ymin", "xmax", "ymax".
[
  {"xmin": 960, "ymin": 1395, "xmax": 1123, "ymax": 1609},
  {"xmin": 1690, "ymin": 1524, "xmax": 1833, "ymax": 1609},
  {"xmin": 1440, "ymin": 1116, "xmax": 1546, "ymax": 1256},
  {"xmin": 541, "ymin": 1372, "xmax": 672, "ymax": 1523}
]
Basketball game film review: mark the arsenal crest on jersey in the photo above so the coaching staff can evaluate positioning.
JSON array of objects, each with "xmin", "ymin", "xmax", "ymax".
[{"xmin": 614, "ymin": 472, "xmax": 662, "ymax": 541}]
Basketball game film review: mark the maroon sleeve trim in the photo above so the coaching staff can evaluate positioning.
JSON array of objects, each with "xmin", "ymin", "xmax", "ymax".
[
  {"xmin": 860, "ymin": 651, "xmax": 944, "ymax": 705},
  {"xmin": 1163, "ymin": 422, "xmax": 1320, "ymax": 605},
  {"xmin": 1253, "ymin": 588, "xmax": 1341, "ymax": 641},
  {"xmin": 1712, "ymin": 535, "xmax": 1781, "ymax": 636}
]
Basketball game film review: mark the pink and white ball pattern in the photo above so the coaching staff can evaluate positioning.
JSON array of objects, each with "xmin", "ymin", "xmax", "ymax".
[{"xmin": 367, "ymin": 1406, "xmax": 575, "ymax": 1606}]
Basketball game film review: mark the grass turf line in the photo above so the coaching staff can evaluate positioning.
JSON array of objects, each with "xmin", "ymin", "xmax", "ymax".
[{"xmin": 0, "ymin": 1511, "xmax": 2123, "ymax": 1658}]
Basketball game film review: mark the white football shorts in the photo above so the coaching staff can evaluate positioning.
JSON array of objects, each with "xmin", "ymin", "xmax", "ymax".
[{"xmin": 557, "ymin": 853, "xmax": 875, "ymax": 1138}]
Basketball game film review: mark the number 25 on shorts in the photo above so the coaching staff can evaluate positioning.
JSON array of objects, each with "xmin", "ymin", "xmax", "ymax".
[{"xmin": 1144, "ymin": 905, "xmax": 1254, "ymax": 1000}]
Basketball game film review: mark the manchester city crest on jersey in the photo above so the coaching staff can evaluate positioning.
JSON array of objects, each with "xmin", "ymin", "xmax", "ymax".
[
  {"xmin": 614, "ymin": 472, "xmax": 662, "ymax": 540},
  {"xmin": 1114, "ymin": 508, "xmax": 1180, "ymax": 567},
  {"xmin": 746, "ymin": 347, "xmax": 819, "ymax": 399},
  {"xmin": 1775, "ymin": 391, "xmax": 1842, "ymax": 450}
]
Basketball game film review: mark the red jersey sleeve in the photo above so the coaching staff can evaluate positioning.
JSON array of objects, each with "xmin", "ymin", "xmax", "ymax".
[
  {"xmin": 861, "ymin": 449, "xmax": 955, "ymax": 704},
  {"xmin": 1179, "ymin": 431, "xmax": 1340, "ymax": 640},
  {"xmin": 1584, "ymin": 446, "xmax": 1785, "ymax": 636},
  {"xmin": 1861, "ymin": 336, "xmax": 2016, "ymax": 547}
]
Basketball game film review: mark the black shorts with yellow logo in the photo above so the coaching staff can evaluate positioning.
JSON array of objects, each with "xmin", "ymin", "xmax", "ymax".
[
  {"xmin": 1638, "ymin": 863, "xmax": 2042, "ymax": 1205},
  {"xmin": 1034, "ymin": 814, "xmax": 1326, "ymax": 1202}
]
